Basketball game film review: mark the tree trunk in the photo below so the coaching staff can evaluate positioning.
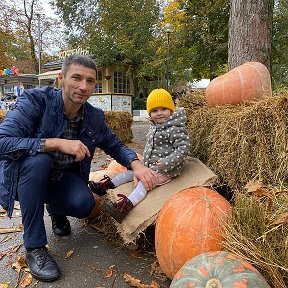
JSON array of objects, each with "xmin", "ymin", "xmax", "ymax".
[{"xmin": 228, "ymin": 0, "xmax": 274, "ymax": 72}]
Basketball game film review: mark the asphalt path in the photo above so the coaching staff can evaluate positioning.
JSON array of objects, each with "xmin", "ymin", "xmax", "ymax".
[{"xmin": 0, "ymin": 122, "xmax": 171, "ymax": 288}]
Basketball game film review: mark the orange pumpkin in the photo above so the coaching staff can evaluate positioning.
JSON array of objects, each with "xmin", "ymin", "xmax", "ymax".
[
  {"xmin": 205, "ymin": 61, "xmax": 272, "ymax": 106},
  {"xmin": 155, "ymin": 187, "xmax": 232, "ymax": 279},
  {"xmin": 106, "ymin": 153, "xmax": 143, "ymax": 173},
  {"xmin": 106, "ymin": 160, "xmax": 127, "ymax": 173},
  {"xmin": 89, "ymin": 170, "xmax": 119, "ymax": 182}
]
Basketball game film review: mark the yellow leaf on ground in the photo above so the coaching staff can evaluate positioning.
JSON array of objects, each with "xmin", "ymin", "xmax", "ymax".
[
  {"xmin": 123, "ymin": 273, "xmax": 160, "ymax": 288},
  {"xmin": 244, "ymin": 180, "xmax": 263, "ymax": 192},
  {"xmin": 12, "ymin": 255, "xmax": 28, "ymax": 273},
  {"xmin": 0, "ymin": 283, "xmax": 10, "ymax": 288},
  {"xmin": 65, "ymin": 249, "xmax": 74, "ymax": 258},
  {"xmin": 20, "ymin": 272, "xmax": 33, "ymax": 288}
]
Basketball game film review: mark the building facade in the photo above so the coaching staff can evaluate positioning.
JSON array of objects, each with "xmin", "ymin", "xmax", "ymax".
[{"xmin": 38, "ymin": 49, "xmax": 135, "ymax": 114}]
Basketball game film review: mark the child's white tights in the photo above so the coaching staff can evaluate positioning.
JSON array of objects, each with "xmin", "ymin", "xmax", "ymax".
[
  {"xmin": 111, "ymin": 170, "xmax": 146, "ymax": 206},
  {"xmin": 111, "ymin": 170, "xmax": 171, "ymax": 207}
]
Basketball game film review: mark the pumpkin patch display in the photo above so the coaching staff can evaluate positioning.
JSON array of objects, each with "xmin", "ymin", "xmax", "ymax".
[
  {"xmin": 155, "ymin": 187, "xmax": 232, "ymax": 279},
  {"xmin": 170, "ymin": 251, "xmax": 271, "ymax": 288},
  {"xmin": 205, "ymin": 61, "xmax": 272, "ymax": 106}
]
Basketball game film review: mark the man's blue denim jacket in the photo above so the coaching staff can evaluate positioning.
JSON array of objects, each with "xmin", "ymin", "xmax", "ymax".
[{"xmin": 0, "ymin": 86, "xmax": 137, "ymax": 217}]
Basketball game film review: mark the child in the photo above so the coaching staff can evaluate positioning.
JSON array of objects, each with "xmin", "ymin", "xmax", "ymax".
[{"xmin": 89, "ymin": 88, "xmax": 190, "ymax": 223}]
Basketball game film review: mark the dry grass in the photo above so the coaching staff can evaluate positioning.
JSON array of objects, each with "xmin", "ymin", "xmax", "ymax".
[
  {"xmin": 178, "ymin": 92, "xmax": 288, "ymax": 190},
  {"xmin": 222, "ymin": 190, "xmax": 288, "ymax": 287},
  {"xmin": 0, "ymin": 110, "xmax": 7, "ymax": 123}
]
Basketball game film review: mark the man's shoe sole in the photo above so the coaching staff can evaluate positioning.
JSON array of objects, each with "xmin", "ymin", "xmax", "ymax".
[{"xmin": 29, "ymin": 270, "xmax": 60, "ymax": 282}]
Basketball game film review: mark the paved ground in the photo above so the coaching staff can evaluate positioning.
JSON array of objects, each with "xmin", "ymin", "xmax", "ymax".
[{"xmin": 0, "ymin": 122, "xmax": 171, "ymax": 288}]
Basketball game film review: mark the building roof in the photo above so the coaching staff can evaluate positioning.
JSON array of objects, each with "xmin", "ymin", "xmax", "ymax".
[{"xmin": 38, "ymin": 70, "xmax": 61, "ymax": 80}]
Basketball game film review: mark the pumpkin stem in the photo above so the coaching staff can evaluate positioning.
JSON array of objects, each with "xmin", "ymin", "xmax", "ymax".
[{"xmin": 205, "ymin": 278, "xmax": 223, "ymax": 288}]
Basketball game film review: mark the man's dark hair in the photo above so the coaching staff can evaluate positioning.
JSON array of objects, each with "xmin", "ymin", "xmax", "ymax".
[{"xmin": 61, "ymin": 55, "xmax": 97, "ymax": 76}]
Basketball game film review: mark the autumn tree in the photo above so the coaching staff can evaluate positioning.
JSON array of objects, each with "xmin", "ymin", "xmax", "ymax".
[
  {"xmin": 1, "ymin": 0, "xmax": 65, "ymax": 74},
  {"xmin": 228, "ymin": 0, "xmax": 274, "ymax": 71},
  {"xmin": 55, "ymin": 0, "xmax": 162, "ymax": 96},
  {"xmin": 163, "ymin": 0, "xmax": 230, "ymax": 81}
]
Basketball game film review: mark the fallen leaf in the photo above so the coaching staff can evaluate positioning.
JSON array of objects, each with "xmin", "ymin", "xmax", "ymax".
[
  {"xmin": 0, "ymin": 208, "xmax": 7, "ymax": 217},
  {"xmin": 244, "ymin": 180, "xmax": 263, "ymax": 192},
  {"xmin": 252, "ymin": 188, "xmax": 271, "ymax": 197},
  {"xmin": 268, "ymin": 212, "xmax": 288, "ymax": 227},
  {"xmin": 123, "ymin": 273, "xmax": 160, "ymax": 288},
  {"xmin": 65, "ymin": 249, "xmax": 74, "ymax": 258},
  {"xmin": 20, "ymin": 272, "xmax": 33, "ymax": 288},
  {"xmin": 12, "ymin": 255, "xmax": 28, "ymax": 273},
  {"xmin": 0, "ymin": 226, "xmax": 23, "ymax": 234},
  {"xmin": 0, "ymin": 283, "xmax": 10, "ymax": 288},
  {"xmin": 103, "ymin": 265, "xmax": 115, "ymax": 278}
]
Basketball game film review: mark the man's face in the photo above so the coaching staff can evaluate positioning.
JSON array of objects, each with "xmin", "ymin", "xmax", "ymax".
[{"xmin": 58, "ymin": 64, "xmax": 97, "ymax": 105}]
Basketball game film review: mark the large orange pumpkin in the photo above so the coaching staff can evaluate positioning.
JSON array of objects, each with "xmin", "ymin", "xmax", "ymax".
[
  {"xmin": 155, "ymin": 187, "xmax": 232, "ymax": 279},
  {"xmin": 106, "ymin": 153, "xmax": 143, "ymax": 173},
  {"xmin": 106, "ymin": 160, "xmax": 127, "ymax": 173},
  {"xmin": 205, "ymin": 61, "xmax": 272, "ymax": 106}
]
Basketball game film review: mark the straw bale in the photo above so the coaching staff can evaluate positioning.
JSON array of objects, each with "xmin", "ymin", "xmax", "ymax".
[
  {"xmin": 179, "ymin": 94, "xmax": 288, "ymax": 190},
  {"xmin": 222, "ymin": 191, "xmax": 288, "ymax": 287},
  {"xmin": 104, "ymin": 111, "xmax": 133, "ymax": 143},
  {"xmin": 0, "ymin": 110, "xmax": 7, "ymax": 123}
]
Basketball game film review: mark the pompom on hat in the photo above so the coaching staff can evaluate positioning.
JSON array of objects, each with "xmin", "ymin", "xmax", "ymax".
[{"xmin": 146, "ymin": 88, "xmax": 175, "ymax": 115}]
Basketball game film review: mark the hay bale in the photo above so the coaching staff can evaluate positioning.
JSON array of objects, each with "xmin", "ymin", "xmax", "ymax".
[
  {"xmin": 0, "ymin": 110, "xmax": 133, "ymax": 143},
  {"xmin": 0, "ymin": 110, "xmax": 7, "ymax": 123},
  {"xmin": 104, "ymin": 111, "xmax": 133, "ymax": 143},
  {"xmin": 179, "ymin": 94, "xmax": 288, "ymax": 190},
  {"xmin": 222, "ymin": 191, "xmax": 288, "ymax": 287}
]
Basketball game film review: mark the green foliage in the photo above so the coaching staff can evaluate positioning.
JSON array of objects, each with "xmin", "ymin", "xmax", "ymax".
[
  {"xmin": 56, "ymin": 0, "xmax": 163, "ymax": 96},
  {"xmin": 272, "ymin": 0, "xmax": 288, "ymax": 86},
  {"xmin": 172, "ymin": 0, "xmax": 230, "ymax": 80},
  {"xmin": 53, "ymin": 0, "xmax": 99, "ymax": 34},
  {"xmin": 133, "ymin": 96, "xmax": 146, "ymax": 110}
]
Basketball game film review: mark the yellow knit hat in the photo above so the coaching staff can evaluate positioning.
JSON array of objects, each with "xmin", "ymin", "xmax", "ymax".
[{"xmin": 146, "ymin": 88, "xmax": 175, "ymax": 115}]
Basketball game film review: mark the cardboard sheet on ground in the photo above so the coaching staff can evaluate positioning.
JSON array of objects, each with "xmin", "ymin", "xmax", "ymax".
[{"xmin": 107, "ymin": 157, "xmax": 218, "ymax": 244}]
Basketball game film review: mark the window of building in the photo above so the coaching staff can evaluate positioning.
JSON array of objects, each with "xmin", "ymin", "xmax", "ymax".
[
  {"xmin": 114, "ymin": 71, "xmax": 130, "ymax": 94},
  {"xmin": 95, "ymin": 69, "xmax": 103, "ymax": 93}
]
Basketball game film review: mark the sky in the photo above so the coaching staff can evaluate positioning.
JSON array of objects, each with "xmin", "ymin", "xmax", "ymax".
[{"xmin": 42, "ymin": 0, "xmax": 57, "ymax": 18}]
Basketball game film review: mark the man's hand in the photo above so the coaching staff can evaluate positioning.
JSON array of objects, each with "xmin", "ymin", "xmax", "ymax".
[
  {"xmin": 44, "ymin": 138, "xmax": 90, "ymax": 161},
  {"xmin": 130, "ymin": 160, "xmax": 156, "ymax": 190}
]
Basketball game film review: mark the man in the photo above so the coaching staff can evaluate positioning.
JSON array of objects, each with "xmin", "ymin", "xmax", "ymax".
[{"xmin": 0, "ymin": 55, "xmax": 156, "ymax": 282}]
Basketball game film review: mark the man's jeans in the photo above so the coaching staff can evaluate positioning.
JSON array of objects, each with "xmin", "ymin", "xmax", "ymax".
[{"xmin": 17, "ymin": 154, "xmax": 95, "ymax": 249}]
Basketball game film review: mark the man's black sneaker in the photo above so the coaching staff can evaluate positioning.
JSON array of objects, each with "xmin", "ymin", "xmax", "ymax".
[{"xmin": 26, "ymin": 246, "xmax": 60, "ymax": 282}]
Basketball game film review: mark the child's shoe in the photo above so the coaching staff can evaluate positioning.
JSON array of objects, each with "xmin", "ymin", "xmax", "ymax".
[
  {"xmin": 104, "ymin": 194, "xmax": 134, "ymax": 223},
  {"xmin": 88, "ymin": 175, "xmax": 115, "ymax": 196}
]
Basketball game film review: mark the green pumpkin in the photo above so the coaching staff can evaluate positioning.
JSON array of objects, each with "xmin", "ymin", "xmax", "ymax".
[{"xmin": 170, "ymin": 251, "xmax": 271, "ymax": 288}]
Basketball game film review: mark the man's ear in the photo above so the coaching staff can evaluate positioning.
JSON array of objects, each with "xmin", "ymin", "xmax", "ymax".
[{"xmin": 58, "ymin": 72, "xmax": 64, "ymax": 86}]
